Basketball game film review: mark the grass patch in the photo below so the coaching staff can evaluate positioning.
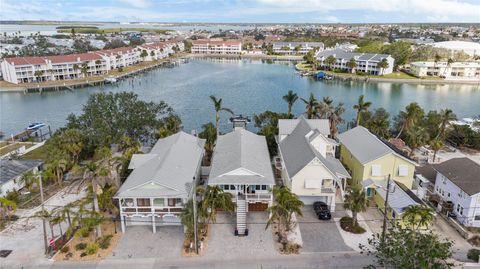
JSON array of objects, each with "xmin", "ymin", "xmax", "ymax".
[
  {"xmin": 0, "ymin": 142, "xmax": 35, "ymax": 156},
  {"xmin": 381, "ymin": 71, "xmax": 417, "ymax": 79},
  {"xmin": 340, "ymin": 216, "xmax": 366, "ymax": 234},
  {"xmin": 58, "ymin": 28, "xmax": 171, "ymax": 34},
  {"xmin": 21, "ymin": 144, "xmax": 48, "ymax": 160}
]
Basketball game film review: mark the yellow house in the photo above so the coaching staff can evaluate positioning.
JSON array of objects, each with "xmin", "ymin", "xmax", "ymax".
[{"xmin": 338, "ymin": 126, "xmax": 420, "ymax": 221}]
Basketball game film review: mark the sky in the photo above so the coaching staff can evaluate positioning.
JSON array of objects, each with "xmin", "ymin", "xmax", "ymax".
[{"xmin": 1, "ymin": 0, "xmax": 480, "ymax": 23}]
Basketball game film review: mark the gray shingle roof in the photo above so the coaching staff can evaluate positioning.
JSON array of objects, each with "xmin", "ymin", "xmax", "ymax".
[
  {"xmin": 279, "ymin": 116, "xmax": 330, "ymax": 136},
  {"xmin": 0, "ymin": 159, "xmax": 43, "ymax": 185},
  {"xmin": 338, "ymin": 126, "xmax": 415, "ymax": 165},
  {"xmin": 279, "ymin": 117, "xmax": 350, "ymax": 179},
  {"xmin": 316, "ymin": 49, "xmax": 390, "ymax": 62},
  {"xmin": 434, "ymin": 158, "xmax": 480, "ymax": 196},
  {"xmin": 115, "ymin": 131, "xmax": 205, "ymax": 198},
  {"xmin": 208, "ymin": 129, "xmax": 275, "ymax": 185}
]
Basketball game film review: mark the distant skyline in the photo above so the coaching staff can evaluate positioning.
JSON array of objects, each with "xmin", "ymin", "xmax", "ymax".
[{"xmin": 2, "ymin": 0, "xmax": 480, "ymax": 24}]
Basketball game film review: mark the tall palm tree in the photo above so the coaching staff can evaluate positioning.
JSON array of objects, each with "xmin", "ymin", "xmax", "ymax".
[
  {"xmin": 266, "ymin": 186, "xmax": 304, "ymax": 232},
  {"xmin": 346, "ymin": 58, "xmax": 357, "ymax": 73},
  {"xmin": 157, "ymin": 114, "xmax": 182, "ymax": 138},
  {"xmin": 300, "ymin": 93, "xmax": 318, "ymax": 119},
  {"xmin": 343, "ymin": 186, "xmax": 368, "ymax": 228},
  {"xmin": 209, "ymin": 95, "xmax": 234, "ymax": 138},
  {"xmin": 353, "ymin": 95, "xmax": 372, "ymax": 127},
  {"xmin": 395, "ymin": 102, "xmax": 424, "ymax": 138},
  {"xmin": 317, "ymin": 96, "xmax": 333, "ymax": 119},
  {"xmin": 329, "ymin": 103, "xmax": 345, "ymax": 139},
  {"xmin": 49, "ymin": 156, "xmax": 68, "ymax": 186},
  {"xmin": 437, "ymin": 109, "xmax": 456, "ymax": 139},
  {"xmin": 198, "ymin": 185, "xmax": 235, "ymax": 224},
  {"xmin": 325, "ymin": 55, "xmax": 336, "ymax": 71},
  {"xmin": 198, "ymin": 122, "xmax": 217, "ymax": 165},
  {"xmin": 443, "ymin": 58, "xmax": 454, "ymax": 77},
  {"xmin": 402, "ymin": 205, "xmax": 434, "ymax": 230},
  {"xmin": 377, "ymin": 58, "xmax": 389, "ymax": 75},
  {"xmin": 282, "ymin": 90, "xmax": 298, "ymax": 118},
  {"xmin": 430, "ymin": 138, "xmax": 443, "ymax": 163},
  {"xmin": 406, "ymin": 126, "xmax": 430, "ymax": 157}
]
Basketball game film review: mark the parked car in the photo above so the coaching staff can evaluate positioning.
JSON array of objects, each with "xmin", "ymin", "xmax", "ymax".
[{"xmin": 313, "ymin": 201, "xmax": 331, "ymax": 220}]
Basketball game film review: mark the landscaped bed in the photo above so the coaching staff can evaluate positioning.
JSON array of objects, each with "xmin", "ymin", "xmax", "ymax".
[
  {"xmin": 53, "ymin": 220, "xmax": 122, "ymax": 261},
  {"xmin": 340, "ymin": 216, "xmax": 366, "ymax": 234},
  {"xmin": 182, "ymin": 225, "xmax": 209, "ymax": 256}
]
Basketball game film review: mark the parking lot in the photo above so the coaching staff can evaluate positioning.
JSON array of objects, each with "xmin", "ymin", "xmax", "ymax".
[
  {"xmin": 298, "ymin": 205, "xmax": 353, "ymax": 253},
  {"xmin": 108, "ymin": 225, "xmax": 184, "ymax": 259}
]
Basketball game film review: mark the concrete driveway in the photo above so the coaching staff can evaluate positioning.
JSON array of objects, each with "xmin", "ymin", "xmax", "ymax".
[
  {"xmin": 108, "ymin": 225, "xmax": 184, "ymax": 259},
  {"xmin": 298, "ymin": 205, "xmax": 353, "ymax": 253},
  {"xmin": 204, "ymin": 212, "xmax": 278, "ymax": 258}
]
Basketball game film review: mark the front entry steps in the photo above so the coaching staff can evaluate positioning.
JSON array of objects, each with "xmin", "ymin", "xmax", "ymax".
[{"xmin": 235, "ymin": 196, "xmax": 248, "ymax": 236}]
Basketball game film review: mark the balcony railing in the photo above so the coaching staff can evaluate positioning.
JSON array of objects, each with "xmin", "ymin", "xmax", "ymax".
[
  {"xmin": 245, "ymin": 193, "xmax": 272, "ymax": 201},
  {"xmin": 121, "ymin": 206, "xmax": 183, "ymax": 215}
]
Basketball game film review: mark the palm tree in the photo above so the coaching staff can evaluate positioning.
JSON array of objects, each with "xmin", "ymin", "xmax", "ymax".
[
  {"xmin": 209, "ymin": 95, "xmax": 234, "ymax": 138},
  {"xmin": 437, "ymin": 109, "xmax": 456, "ymax": 139},
  {"xmin": 80, "ymin": 62, "xmax": 89, "ymax": 78},
  {"xmin": 49, "ymin": 156, "xmax": 68, "ymax": 186},
  {"xmin": 300, "ymin": 93, "xmax": 318, "ymax": 119},
  {"xmin": 430, "ymin": 138, "xmax": 443, "ymax": 163},
  {"xmin": 343, "ymin": 186, "xmax": 368, "ymax": 228},
  {"xmin": 443, "ymin": 58, "xmax": 454, "ymax": 77},
  {"xmin": 34, "ymin": 70, "xmax": 44, "ymax": 82},
  {"xmin": 0, "ymin": 197, "xmax": 17, "ymax": 222},
  {"xmin": 353, "ymin": 95, "xmax": 372, "ymax": 127},
  {"xmin": 328, "ymin": 103, "xmax": 345, "ymax": 139},
  {"xmin": 402, "ymin": 205, "xmax": 434, "ymax": 230},
  {"xmin": 406, "ymin": 126, "xmax": 429, "ymax": 157},
  {"xmin": 325, "ymin": 55, "xmax": 336, "ymax": 71},
  {"xmin": 198, "ymin": 185, "xmax": 235, "ymax": 224},
  {"xmin": 140, "ymin": 49, "xmax": 148, "ymax": 61},
  {"xmin": 377, "ymin": 58, "xmax": 389, "ymax": 75},
  {"xmin": 266, "ymin": 186, "xmax": 304, "ymax": 232},
  {"xmin": 157, "ymin": 114, "xmax": 182, "ymax": 138},
  {"xmin": 317, "ymin": 96, "xmax": 333, "ymax": 119},
  {"xmin": 346, "ymin": 58, "xmax": 357, "ymax": 73},
  {"xmin": 282, "ymin": 90, "xmax": 298, "ymax": 118},
  {"xmin": 73, "ymin": 64, "xmax": 79, "ymax": 77},
  {"xmin": 198, "ymin": 122, "xmax": 217, "ymax": 165},
  {"xmin": 433, "ymin": 54, "xmax": 441, "ymax": 75},
  {"xmin": 181, "ymin": 199, "xmax": 197, "ymax": 242},
  {"xmin": 395, "ymin": 102, "xmax": 424, "ymax": 138}
]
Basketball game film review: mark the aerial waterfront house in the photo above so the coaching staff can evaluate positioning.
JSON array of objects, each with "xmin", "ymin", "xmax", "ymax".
[
  {"xmin": 207, "ymin": 119, "xmax": 274, "ymax": 236},
  {"xmin": 191, "ymin": 39, "xmax": 242, "ymax": 55},
  {"xmin": 277, "ymin": 117, "xmax": 350, "ymax": 210},
  {"xmin": 95, "ymin": 46, "xmax": 141, "ymax": 70},
  {"xmin": 114, "ymin": 131, "xmax": 205, "ymax": 233},
  {"xmin": 410, "ymin": 61, "xmax": 480, "ymax": 80},
  {"xmin": 338, "ymin": 126, "xmax": 417, "ymax": 191},
  {"xmin": 272, "ymin": 42, "xmax": 324, "ymax": 55},
  {"xmin": 315, "ymin": 49, "xmax": 395, "ymax": 75},
  {"xmin": 432, "ymin": 158, "xmax": 480, "ymax": 227},
  {"xmin": 137, "ymin": 40, "xmax": 184, "ymax": 61},
  {"xmin": 0, "ymin": 159, "xmax": 43, "ymax": 197}
]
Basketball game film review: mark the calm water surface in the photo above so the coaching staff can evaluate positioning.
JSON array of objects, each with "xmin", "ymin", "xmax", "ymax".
[{"xmin": 1, "ymin": 58, "xmax": 479, "ymax": 136}]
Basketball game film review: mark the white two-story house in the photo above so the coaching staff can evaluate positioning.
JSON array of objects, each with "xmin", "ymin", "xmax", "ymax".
[
  {"xmin": 278, "ymin": 116, "xmax": 350, "ymax": 210},
  {"xmin": 115, "ymin": 131, "xmax": 205, "ymax": 233},
  {"xmin": 433, "ymin": 158, "xmax": 480, "ymax": 227}
]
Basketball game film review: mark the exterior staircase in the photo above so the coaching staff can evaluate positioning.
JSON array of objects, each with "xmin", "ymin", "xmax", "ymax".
[{"xmin": 236, "ymin": 196, "xmax": 247, "ymax": 236}]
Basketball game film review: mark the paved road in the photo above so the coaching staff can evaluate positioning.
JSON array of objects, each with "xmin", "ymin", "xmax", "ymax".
[{"xmin": 2, "ymin": 253, "xmax": 375, "ymax": 269}]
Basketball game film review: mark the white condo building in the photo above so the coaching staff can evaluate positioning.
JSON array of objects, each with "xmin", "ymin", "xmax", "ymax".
[
  {"xmin": 410, "ymin": 61, "xmax": 480, "ymax": 80},
  {"xmin": 316, "ymin": 49, "xmax": 395, "ymax": 75},
  {"xmin": 191, "ymin": 40, "xmax": 242, "ymax": 54},
  {"xmin": 272, "ymin": 42, "xmax": 324, "ymax": 55}
]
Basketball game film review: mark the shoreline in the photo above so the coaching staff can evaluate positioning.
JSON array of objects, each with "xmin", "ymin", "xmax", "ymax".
[{"xmin": 1, "ymin": 54, "xmax": 479, "ymax": 92}]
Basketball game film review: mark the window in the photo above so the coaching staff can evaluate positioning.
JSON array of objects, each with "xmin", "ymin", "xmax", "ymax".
[
  {"xmin": 230, "ymin": 185, "xmax": 236, "ymax": 190},
  {"xmin": 475, "ymin": 215, "xmax": 480, "ymax": 221},
  {"xmin": 153, "ymin": 198, "xmax": 165, "ymax": 207},
  {"xmin": 255, "ymin": 185, "xmax": 261, "ymax": 190},
  {"xmin": 137, "ymin": 198, "xmax": 150, "ymax": 207},
  {"xmin": 122, "ymin": 198, "xmax": 134, "ymax": 207},
  {"xmin": 448, "ymin": 193, "xmax": 451, "ymax": 198},
  {"xmin": 398, "ymin": 165, "xmax": 408, "ymax": 177},
  {"xmin": 224, "ymin": 185, "xmax": 230, "ymax": 190},
  {"xmin": 460, "ymin": 206, "xmax": 464, "ymax": 215},
  {"xmin": 371, "ymin": 165, "xmax": 381, "ymax": 176},
  {"xmin": 261, "ymin": 185, "xmax": 267, "ymax": 190},
  {"xmin": 168, "ymin": 198, "xmax": 176, "ymax": 207},
  {"xmin": 457, "ymin": 204, "xmax": 460, "ymax": 212}
]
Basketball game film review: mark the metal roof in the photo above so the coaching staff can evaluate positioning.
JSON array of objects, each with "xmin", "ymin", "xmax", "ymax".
[
  {"xmin": 0, "ymin": 159, "xmax": 43, "ymax": 185},
  {"xmin": 115, "ymin": 131, "xmax": 205, "ymax": 198},
  {"xmin": 279, "ymin": 116, "xmax": 330, "ymax": 136},
  {"xmin": 208, "ymin": 129, "xmax": 275, "ymax": 185}
]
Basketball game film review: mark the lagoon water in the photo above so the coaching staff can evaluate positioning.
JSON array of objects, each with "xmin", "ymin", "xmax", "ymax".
[{"xmin": 1, "ymin": 58, "xmax": 479, "ymax": 136}]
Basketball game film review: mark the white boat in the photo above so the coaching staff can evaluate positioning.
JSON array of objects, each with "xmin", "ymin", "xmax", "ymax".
[
  {"xmin": 27, "ymin": 122, "xmax": 46, "ymax": 131},
  {"xmin": 105, "ymin": 76, "xmax": 117, "ymax": 83}
]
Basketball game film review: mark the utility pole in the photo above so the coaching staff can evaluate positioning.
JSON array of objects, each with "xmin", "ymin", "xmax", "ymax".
[
  {"xmin": 38, "ymin": 174, "xmax": 48, "ymax": 255},
  {"xmin": 381, "ymin": 174, "xmax": 391, "ymax": 244},
  {"xmin": 192, "ymin": 177, "xmax": 198, "ymax": 254}
]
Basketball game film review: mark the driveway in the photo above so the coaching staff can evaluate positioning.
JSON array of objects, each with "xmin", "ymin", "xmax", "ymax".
[
  {"xmin": 298, "ymin": 205, "xmax": 353, "ymax": 253},
  {"xmin": 204, "ymin": 212, "xmax": 278, "ymax": 258},
  {"xmin": 108, "ymin": 226, "xmax": 184, "ymax": 259}
]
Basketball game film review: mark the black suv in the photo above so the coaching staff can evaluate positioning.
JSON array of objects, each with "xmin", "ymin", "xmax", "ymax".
[{"xmin": 313, "ymin": 201, "xmax": 332, "ymax": 220}]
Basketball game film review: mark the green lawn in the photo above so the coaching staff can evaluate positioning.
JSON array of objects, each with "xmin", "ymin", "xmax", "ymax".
[
  {"xmin": 0, "ymin": 143, "xmax": 35, "ymax": 156},
  {"xmin": 21, "ymin": 145, "xmax": 48, "ymax": 160},
  {"xmin": 381, "ymin": 71, "xmax": 418, "ymax": 79},
  {"xmin": 58, "ymin": 27, "xmax": 171, "ymax": 34}
]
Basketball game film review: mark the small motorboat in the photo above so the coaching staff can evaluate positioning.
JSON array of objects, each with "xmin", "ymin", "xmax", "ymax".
[{"xmin": 27, "ymin": 122, "xmax": 46, "ymax": 131}]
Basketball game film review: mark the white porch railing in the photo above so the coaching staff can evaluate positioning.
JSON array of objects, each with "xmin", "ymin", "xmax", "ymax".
[
  {"xmin": 121, "ymin": 206, "xmax": 183, "ymax": 216},
  {"xmin": 245, "ymin": 193, "xmax": 272, "ymax": 201}
]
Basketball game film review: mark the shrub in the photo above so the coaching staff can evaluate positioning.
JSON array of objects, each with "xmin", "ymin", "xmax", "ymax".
[
  {"xmin": 468, "ymin": 235, "xmax": 480, "ymax": 247},
  {"xmin": 5, "ymin": 190, "xmax": 20, "ymax": 204},
  {"xmin": 60, "ymin": 246, "xmax": 70, "ymax": 253},
  {"xmin": 467, "ymin": 249, "xmax": 480, "ymax": 262},
  {"xmin": 283, "ymin": 242, "xmax": 301, "ymax": 254},
  {"xmin": 96, "ymin": 235, "xmax": 113, "ymax": 249},
  {"xmin": 80, "ymin": 252, "xmax": 87, "ymax": 257},
  {"xmin": 340, "ymin": 216, "xmax": 366, "ymax": 234},
  {"xmin": 75, "ymin": 243, "xmax": 87, "ymax": 251},
  {"xmin": 85, "ymin": 243, "xmax": 99, "ymax": 255},
  {"xmin": 65, "ymin": 252, "xmax": 73, "ymax": 259},
  {"xmin": 117, "ymin": 67, "xmax": 124, "ymax": 72}
]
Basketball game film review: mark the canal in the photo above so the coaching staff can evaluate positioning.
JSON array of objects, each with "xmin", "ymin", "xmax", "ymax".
[{"xmin": 1, "ymin": 58, "xmax": 479, "ymax": 137}]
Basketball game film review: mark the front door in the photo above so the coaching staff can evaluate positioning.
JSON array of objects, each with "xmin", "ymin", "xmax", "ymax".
[{"xmin": 366, "ymin": 187, "xmax": 373, "ymax": 198}]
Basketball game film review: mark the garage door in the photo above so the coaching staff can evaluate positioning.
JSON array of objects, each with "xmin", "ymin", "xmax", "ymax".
[
  {"xmin": 248, "ymin": 202, "xmax": 268, "ymax": 211},
  {"xmin": 299, "ymin": 196, "xmax": 327, "ymax": 205}
]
